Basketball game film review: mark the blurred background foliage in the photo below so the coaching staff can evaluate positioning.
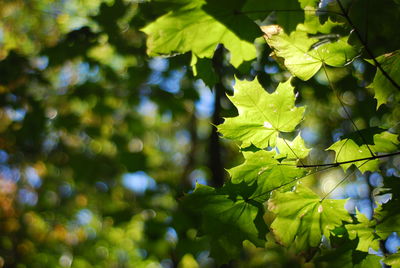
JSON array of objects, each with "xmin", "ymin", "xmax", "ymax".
[{"xmin": 0, "ymin": 0, "xmax": 400, "ymax": 267}]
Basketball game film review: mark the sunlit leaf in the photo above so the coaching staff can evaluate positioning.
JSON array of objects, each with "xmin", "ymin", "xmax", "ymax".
[
  {"xmin": 345, "ymin": 210, "xmax": 380, "ymax": 252},
  {"xmin": 218, "ymin": 78, "xmax": 304, "ymax": 148},
  {"xmin": 327, "ymin": 128, "xmax": 399, "ymax": 173},
  {"xmin": 228, "ymin": 150, "xmax": 306, "ymax": 197},
  {"xmin": 142, "ymin": 0, "xmax": 262, "ymax": 67},
  {"xmin": 384, "ymin": 252, "xmax": 400, "ymax": 268},
  {"xmin": 268, "ymin": 184, "xmax": 352, "ymax": 251},
  {"xmin": 275, "ymin": 134, "xmax": 311, "ymax": 160},
  {"xmin": 263, "ymin": 28, "xmax": 358, "ymax": 80}
]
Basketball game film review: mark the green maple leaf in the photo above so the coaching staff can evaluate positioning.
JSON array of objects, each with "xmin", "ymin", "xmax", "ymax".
[
  {"xmin": 276, "ymin": 134, "xmax": 311, "ymax": 160},
  {"xmin": 327, "ymin": 139, "xmax": 378, "ymax": 173},
  {"xmin": 268, "ymin": 184, "xmax": 352, "ymax": 251},
  {"xmin": 182, "ymin": 183, "xmax": 267, "ymax": 264},
  {"xmin": 384, "ymin": 253, "xmax": 400, "ymax": 268},
  {"xmin": 228, "ymin": 150, "xmax": 306, "ymax": 197},
  {"xmin": 264, "ymin": 29, "xmax": 358, "ymax": 80},
  {"xmin": 218, "ymin": 78, "xmax": 305, "ymax": 148},
  {"xmin": 367, "ymin": 50, "xmax": 400, "ymax": 107},
  {"xmin": 345, "ymin": 210, "xmax": 380, "ymax": 252},
  {"xmin": 327, "ymin": 128, "xmax": 399, "ymax": 173},
  {"xmin": 141, "ymin": 0, "xmax": 262, "ymax": 67}
]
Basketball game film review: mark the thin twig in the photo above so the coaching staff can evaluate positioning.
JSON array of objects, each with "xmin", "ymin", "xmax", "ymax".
[
  {"xmin": 281, "ymin": 136, "xmax": 306, "ymax": 166},
  {"xmin": 238, "ymin": 9, "xmax": 345, "ymax": 18},
  {"xmin": 336, "ymin": 0, "xmax": 400, "ymax": 91},
  {"xmin": 321, "ymin": 63, "xmax": 375, "ymax": 157},
  {"xmin": 250, "ymin": 165, "xmax": 336, "ymax": 201},
  {"xmin": 321, "ymin": 160, "xmax": 369, "ymax": 200},
  {"xmin": 296, "ymin": 151, "xmax": 400, "ymax": 168}
]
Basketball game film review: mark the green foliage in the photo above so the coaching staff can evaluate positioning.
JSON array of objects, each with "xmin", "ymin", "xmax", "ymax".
[
  {"xmin": 218, "ymin": 78, "xmax": 305, "ymax": 148},
  {"xmin": 265, "ymin": 29, "xmax": 357, "ymax": 80},
  {"xmin": 384, "ymin": 252, "xmax": 400, "ymax": 268},
  {"xmin": 142, "ymin": 0, "xmax": 261, "ymax": 67},
  {"xmin": 368, "ymin": 50, "xmax": 400, "ymax": 107},
  {"xmin": 327, "ymin": 128, "xmax": 399, "ymax": 173},
  {"xmin": 182, "ymin": 183, "xmax": 267, "ymax": 264},
  {"xmin": 317, "ymin": 248, "xmax": 382, "ymax": 268},
  {"xmin": 228, "ymin": 150, "xmax": 306, "ymax": 195},
  {"xmin": 141, "ymin": 0, "xmax": 400, "ymax": 264},
  {"xmin": 345, "ymin": 210, "xmax": 380, "ymax": 252},
  {"xmin": 2, "ymin": 0, "xmax": 400, "ymax": 267},
  {"xmin": 268, "ymin": 185, "xmax": 352, "ymax": 251}
]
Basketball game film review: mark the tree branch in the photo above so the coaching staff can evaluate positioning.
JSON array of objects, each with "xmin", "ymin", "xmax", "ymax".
[
  {"xmin": 238, "ymin": 9, "xmax": 345, "ymax": 18},
  {"xmin": 209, "ymin": 45, "xmax": 226, "ymax": 187},
  {"xmin": 296, "ymin": 151, "xmax": 400, "ymax": 168}
]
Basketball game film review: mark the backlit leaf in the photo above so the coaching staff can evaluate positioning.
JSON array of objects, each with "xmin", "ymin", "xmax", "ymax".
[
  {"xmin": 268, "ymin": 184, "xmax": 352, "ymax": 251},
  {"xmin": 142, "ymin": 0, "xmax": 261, "ymax": 67},
  {"xmin": 228, "ymin": 150, "xmax": 306, "ymax": 197},
  {"xmin": 345, "ymin": 210, "xmax": 380, "ymax": 252},
  {"xmin": 218, "ymin": 78, "xmax": 304, "ymax": 148},
  {"xmin": 384, "ymin": 253, "xmax": 400, "ymax": 268},
  {"xmin": 327, "ymin": 128, "xmax": 399, "ymax": 173},
  {"xmin": 276, "ymin": 134, "xmax": 311, "ymax": 160},
  {"xmin": 263, "ymin": 28, "xmax": 358, "ymax": 80}
]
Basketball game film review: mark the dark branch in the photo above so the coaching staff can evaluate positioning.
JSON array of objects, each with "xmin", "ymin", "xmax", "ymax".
[
  {"xmin": 209, "ymin": 45, "xmax": 226, "ymax": 187},
  {"xmin": 297, "ymin": 151, "xmax": 400, "ymax": 168},
  {"xmin": 238, "ymin": 9, "xmax": 345, "ymax": 18}
]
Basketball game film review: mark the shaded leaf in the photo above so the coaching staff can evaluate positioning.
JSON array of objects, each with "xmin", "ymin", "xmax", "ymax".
[
  {"xmin": 368, "ymin": 50, "xmax": 400, "ymax": 107},
  {"xmin": 376, "ymin": 213, "xmax": 400, "ymax": 240},
  {"xmin": 182, "ymin": 183, "xmax": 267, "ymax": 264},
  {"xmin": 316, "ymin": 248, "xmax": 382, "ymax": 268},
  {"xmin": 190, "ymin": 55, "xmax": 217, "ymax": 87},
  {"xmin": 346, "ymin": 0, "xmax": 400, "ymax": 56}
]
